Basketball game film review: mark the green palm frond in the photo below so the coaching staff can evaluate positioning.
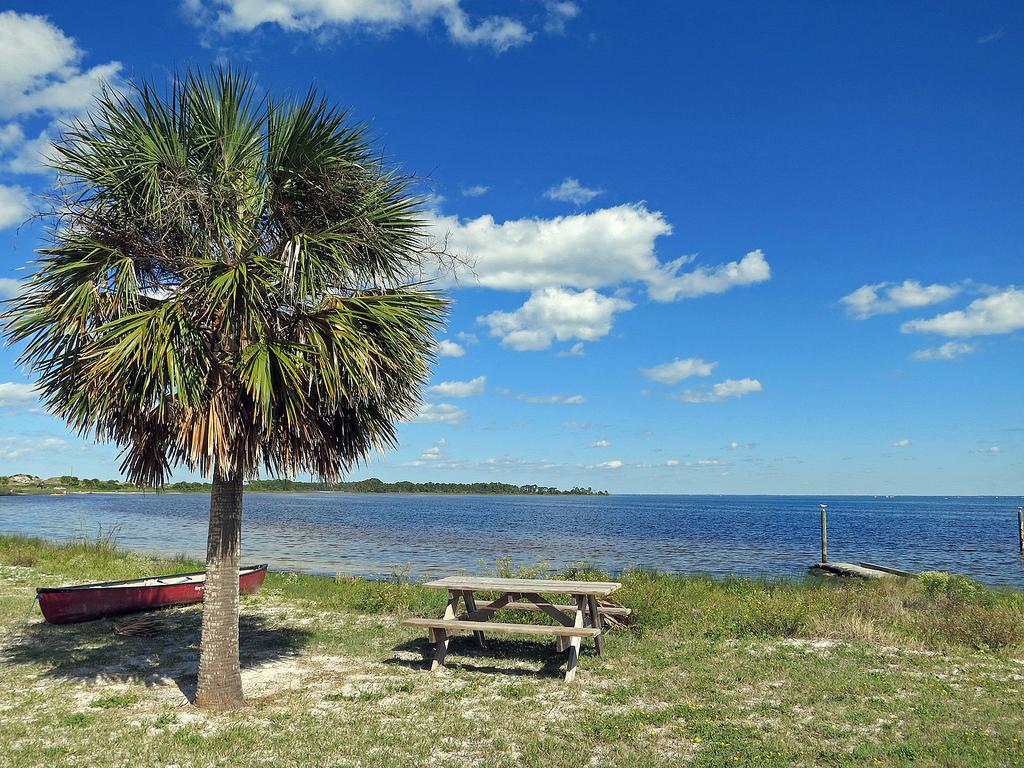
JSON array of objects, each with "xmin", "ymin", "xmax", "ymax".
[{"xmin": 2, "ymin": 67, "xmax": 449, "ymax": 485}]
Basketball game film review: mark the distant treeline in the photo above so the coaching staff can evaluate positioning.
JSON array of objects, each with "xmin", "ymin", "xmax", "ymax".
[
  {"xmin": 0, "ymin": 475, "xmax": 607, "ymax": 496},
  {"xmin": 169, "ymin": 478, "xmax": 609, "ymax": 496}
]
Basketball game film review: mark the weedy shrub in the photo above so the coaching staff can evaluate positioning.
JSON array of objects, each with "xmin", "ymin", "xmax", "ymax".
[
  {"xmin": 491, "ymin": 556, "xmax": 553, "ymax": 580},
  {"xmin": 563, "ymin": 563, "xmax": 612, "ymax": 581},
  {"xmin": 922, "ymin": 603, "xmax": 1024, "ymax": 651},
  {"xmin": 5, "ymin": 547, "xmax": 37, "ymax": 567},
  {"xmin": 918, "ymin": 571, "xmax": 987, "ymax": 604},
  {"xmin": 616, "ymin": 568, "xmax": 698, "ymax": 632},
  {"xmin": 90, "ymin": 693, "xmax": 138, "ymax": 709},
  {"xmin": 733, "ymin": 589, "xmax": 818, "ymax": 637}
]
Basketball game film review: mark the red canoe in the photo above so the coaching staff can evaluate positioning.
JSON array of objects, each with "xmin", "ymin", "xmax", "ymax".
[{"xmin": 37, "ymin": 564, "xmax": 268, "ymax": 624}]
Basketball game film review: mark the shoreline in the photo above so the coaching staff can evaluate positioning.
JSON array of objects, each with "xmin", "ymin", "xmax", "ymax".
[{"xmin": 1, "ymin": 533, "xmax": 1023, "ymax": 768}]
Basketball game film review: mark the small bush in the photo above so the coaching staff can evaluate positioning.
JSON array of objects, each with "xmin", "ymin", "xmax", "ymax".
[
  {"xmin": 7, "ymin": 549, "xmax": 37, "ymax": 567},
  {"xmin": 616, "ymin": 568, "xmax": 695, "ymax": 632},
  {"xmin": 735, "ymin": 589, "xmax": 816, "ymax": 637},
  {"xmin": 153, "ymin": 713, "xmax": 178, "ymax": 728},
  {"xmin": 918, "ymin": 572, "xmax": 986, "ymax": 604},
  {"xmin": 563, "ymin": 563, "xmax": 612, "ymax": 581},
  {"xmin": 491, "ymin": 556, "xmax": 552, "ymax": 580},
  {"xmin": 90, "ymin": 693, "xmax": 138, "ymax": 709},
  {"xmin": 57, "ymin": 713, "xmax": 94, "ymax": 728}
]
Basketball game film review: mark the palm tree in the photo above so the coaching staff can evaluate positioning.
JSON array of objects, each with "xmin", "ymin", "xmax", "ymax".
[{"xmin": 2, "ymin": 69, "xmax": 448, "ymax": 710}]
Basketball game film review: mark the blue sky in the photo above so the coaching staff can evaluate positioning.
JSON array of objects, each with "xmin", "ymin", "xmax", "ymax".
[{"xmin": 0, "ymin": 1, "xmax": 1021, "ymax": 494}]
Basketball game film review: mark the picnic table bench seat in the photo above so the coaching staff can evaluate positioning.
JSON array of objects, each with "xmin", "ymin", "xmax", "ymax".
[
  {"xmin": 401, "ymin": 617, "xmax": 602, "ymax": 638},
  {"xmin": 474, "ymin": 600, "xmax": 633, "ymax": 618},
  {"xmin": 403, "ymin": 575, "xmax": 625, "ymax": 682}
]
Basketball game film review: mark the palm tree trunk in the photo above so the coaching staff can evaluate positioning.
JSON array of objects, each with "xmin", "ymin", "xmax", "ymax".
[{"xmin": 195, "ymin": 464, "xmax": 244, "ymax": 709}]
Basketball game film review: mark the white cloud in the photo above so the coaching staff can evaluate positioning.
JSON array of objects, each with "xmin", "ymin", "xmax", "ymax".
[
  {"xmin": 977, "ymin": 29, "xmax": 1004, "ymax": 44},
  {"xmin": 973, "ymin": 445, "xmax": 1001, "ymax": 454},
  {"xmin": 596, "ymin": 459, "xmax": 623, "ymax": 469},
  {"xmin": 840, "ymin": 280, "xmax": 960, "ymax": 319},
  {"xmin": 436, "ymin": 204, "xmax": 669, "ymax": 292},
  {"xmin": 427, "ymin": 375, "xmax": 486, "ymax": 398},
  {"xmin": 0, "ymin": 185, "xmax": 29, "ymax": 230},
  {"xmin": 665, "ymin": 459, "xmax": 680, "ymax": 466},
  {"xmin": 187, "ymin": 0, "xmax": 539, "ymax": 52},
  {"xmin": 557, "ymin": 341, "xmax": 585, "ymax": 358},
  {"xmin": 728, "ymin": 441, "xmax": 755, "ymax": 450},
  {"xmin": 456, "ymin": 331, "xmax": 478, "ymax": 345},
  {"xmin": 591, "ymin": 439, "xmax": 610, "ymax": 448},
  {"xmin": 544, "ymin": 1, "xmax": 579, "ymax": 33},
  {"xmin": 910, "ymin": 341, "xmax": 976, "ymax": 362},
  {"xmin": 641, "ymin": 357, "xmax": 717, "ymax": 384},
  {"xmin": 901, "ymin": 288, "xmax": 1024, "ymax": 337},
  {"xmin": 0, "ymin": 123, "xmax": 22, "ymax": 148},
  {"xmin": 0, "ymin": 381, "xmax": 37, "ymax": 407},
  {"xmin": 444, "ymin": 9, "xmax": 531, "ymax": 50},
  {"xmin": 0, "ymin": 277, "xmax": 26, "ymax": 297},
  {"xmin": 675, "ymin": 378, "xmax": 763, "ymax": 404},
  {"xmin": 544, "ymin": 177, "xmax": 602, "ymax": 205},
  {"xmin": 411, "ymin": 402, "xmax": 466, "ymax": 425},
  {"xmin": 461, "ymin": 184, "xmax": 490, "ymax": 197},
  {"xmin": 3, "ymin": 128, "xmax": 57, "ymax": 174},
  {"xmin": 419, "ymin": 437, "xmax": 448, "ymax": 461},
  {"xmin": 0, "ymin": 11, "xmax": 121, "ymax": 120},
  {"xmin": 517, "ymin": 393, "xmax": 585, "ymax": 405},
  {"xmin": 0, "ymin": 435, "xmax": 70, "ymax": 461},
  {"xmin": 437, "ymin": 339, "xmax": 465, "ymax": 357},
  {"xmin": 432, "ymin": 204, "xmax": 771, "ymax": 302},
  {"xmin": 0, "ymin": 13, "xmax": 120, "ymax": 185},
  {"xmin": 480, "ymin": 287, "xmax": 633, "ymax": 351},
  {"xmin": 649, "ymin": 249, "xmax": 771, "ymax": 302},
  {"xmin": 892, "ymin": 439, "xmax": 912, "ymax": 448}
]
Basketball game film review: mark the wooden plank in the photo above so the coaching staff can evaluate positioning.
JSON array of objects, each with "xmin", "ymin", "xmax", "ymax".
[
  {"xmin": 423, "ymin": 576, "xmax": 622, "ymax": 597},
  {"xmin": 430, "ymin": 629, "xmax": 449, "ymax": 672},
  {"xmin": 810, "ymin": 561, "xmax": 891, "ymax": 579},
  {"xmin": 564, "ymin": 595, "xmax": 585, "ymax": 683},
  {"xmin": 474, "ymin": 600, "xmax": 632, "ymax": 617},
  {"xmin": 462, "ymin": 590, "xmax": 486, "ymax": 648},
  {"xmin": 520, "ymin": 592, "xmax": 574, "ymax": 627},
  {"xmin": 432, "ymin": 590, "xmax": 461, "ymax": 642},
  {"xmin": 858, "ymin": 562, "xmax": 917, "ymax": 577},
  {"xmin": 444, "ymin": 591, "xmax": 461, "ymax": 619},
  {"xmin": 401, "ymin": 618, "xmax": 601, "ymax": 638},
  {"xmin": 587, "ymin": 594, "xmax": 605, "ymax": 655},
  {"xmin": 460, "ymin": 593, "xmax": 513, "ymax": 622}
]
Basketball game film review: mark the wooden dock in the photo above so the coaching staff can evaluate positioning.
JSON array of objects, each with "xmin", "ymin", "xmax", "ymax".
[
  {"xmin": 809, "ymin": 561, "xmax": 915, "ymax": 579},
  {"xmin": 810, "ymin": 505, "xmax": 920, "ymax": 579}
]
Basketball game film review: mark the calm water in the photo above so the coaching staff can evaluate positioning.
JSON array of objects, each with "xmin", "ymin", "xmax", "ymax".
[{"xmin": 1, "ymin": 493, "xmax": 1022, "ymax": 586}]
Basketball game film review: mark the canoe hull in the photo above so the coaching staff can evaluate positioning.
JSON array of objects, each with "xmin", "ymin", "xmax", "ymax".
[{"xmin": 37, "ymin": 566, "xmax": 268, "ymax": 624}]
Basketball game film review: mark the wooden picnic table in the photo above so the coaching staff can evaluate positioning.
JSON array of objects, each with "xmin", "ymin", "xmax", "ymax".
[{"xmin": 401, "ymin": 576, "xmax": 628, "ymax": 682}]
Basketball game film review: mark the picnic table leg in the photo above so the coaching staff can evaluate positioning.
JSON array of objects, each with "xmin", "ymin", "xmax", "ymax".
[
  {"xmin": 564, "ymin": 594, "xmax": 585, "ymax": 683},
  {"xmin": 555, "ymin": 593, "xmax": 567, "ymax": 652},
  {"xmin": 587, "ymin": 595, "xmax": 605, "ymax": 655},
  {"xmin": 462, "ymin": 590, "xmax": 486, "ymax": 649},
  {"xmin": 430, "ymin": 629, "xmax": 449, "ymax": 672},
  {"xmin": 430, "ymin": 590, "xmax": 462, "ymax": 644}
]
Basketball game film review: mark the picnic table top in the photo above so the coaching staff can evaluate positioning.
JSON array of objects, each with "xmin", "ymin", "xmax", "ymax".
[{"xmin": 423, "ymin": 575, "xmax": 622, "ymax": 597}]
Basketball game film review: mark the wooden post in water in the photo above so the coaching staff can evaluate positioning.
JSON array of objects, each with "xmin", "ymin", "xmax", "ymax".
[
  {"xmin": 1018, "ymin": 507, "xmax": 1023, "ymax": 554},
  {"xmin": 819, "ymin": 504, "xmax": 828, "ymax": 563}
]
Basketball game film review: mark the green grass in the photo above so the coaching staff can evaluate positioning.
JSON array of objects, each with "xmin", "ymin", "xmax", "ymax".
[{"xmin": 0, "ymin": 534, "xmax": 1022, "ymax": 767}]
